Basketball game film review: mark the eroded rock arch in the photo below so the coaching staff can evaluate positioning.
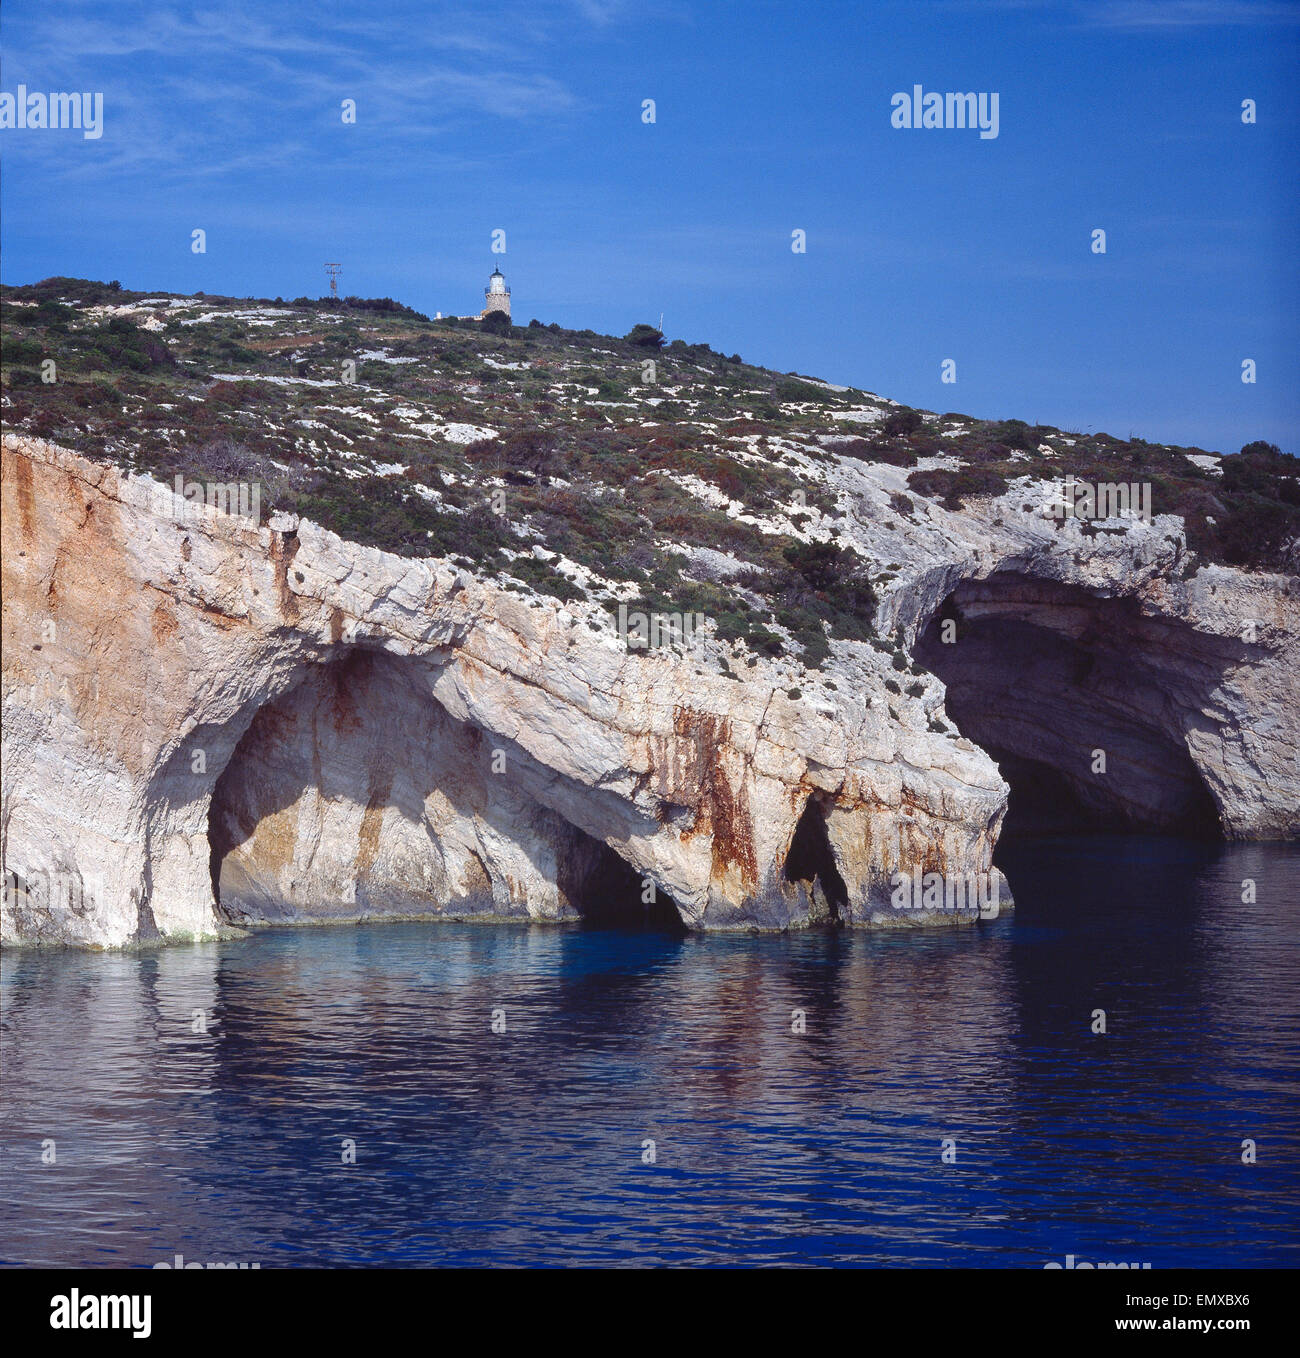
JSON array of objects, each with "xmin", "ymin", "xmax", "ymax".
[
  {"xmin": 207, "ymin": 648, "xmax": 683, "ymax": 928},
  {"xmin": 913, "ymin": 573, "xmax": 1233, "ymax": 838}
]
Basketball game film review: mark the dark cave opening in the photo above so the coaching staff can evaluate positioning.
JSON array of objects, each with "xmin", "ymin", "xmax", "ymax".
[
  {"xmin": 985, "ymin": 748, "xmax": 1220, "ymax": 840},
  {"xmin": 558, "ymin": 828, "xmax": 685, "ymax": 932},
  {"xmin": 914, "ymin": 576, "xmax": 1224, "ymax": 843},
  {"xmin": 784, "ymin": 796, "xmax": 849, "ymax": 920},
  {"xmin": 209, "ymin": 726, "xmax": 258, "ymax": 913}
]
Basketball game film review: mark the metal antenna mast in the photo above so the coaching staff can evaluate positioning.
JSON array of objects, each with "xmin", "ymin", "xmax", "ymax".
[{"xmin": 324, "ymin": 263, "xmax": 342, "ymax": 297}]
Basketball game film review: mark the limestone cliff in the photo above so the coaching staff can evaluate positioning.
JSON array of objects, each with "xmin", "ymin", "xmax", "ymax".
[
  {"xmin": 4, "ymin": 428, "xmax": 1296, "ymax": 948},
  {"xmin": 2, "ymin": 435, "xmax": 1014, "ymax": 945}
]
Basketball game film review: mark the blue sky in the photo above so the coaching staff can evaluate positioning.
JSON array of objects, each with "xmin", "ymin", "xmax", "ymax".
[{"xmin": 2, "ymin": 0, "xmax": 1297, "ymax": 452}]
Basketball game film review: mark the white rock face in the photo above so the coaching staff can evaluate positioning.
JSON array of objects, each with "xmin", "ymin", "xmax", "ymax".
[
  {"xmin": 2, "ymin": 434, "xmax": 1295, "ymax": 948},
  {"xmin": 1, "ymin": 437, "xmax": 1012, "ymax": 946}
]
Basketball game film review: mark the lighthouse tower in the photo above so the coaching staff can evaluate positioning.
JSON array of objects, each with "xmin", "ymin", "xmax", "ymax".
[{"xmin": 481, "ymin": 266, "xmax": 511, "ymax": 320}]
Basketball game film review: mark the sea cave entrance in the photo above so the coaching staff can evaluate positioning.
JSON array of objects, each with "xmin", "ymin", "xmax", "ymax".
[
  {"xmin": 207, "ymin": 648, "xmax": 684, "ymax": 931},
  {"xmin": 913, "ymin": 575, "xmax": 1223, "ymax": 841},
  {"xmin": 784, "ymin": 795, "xmax": 849, "ymax": 922},
  {"xmin": 558, "ymin": 826, "xmax": 686, "ymax": 932}
]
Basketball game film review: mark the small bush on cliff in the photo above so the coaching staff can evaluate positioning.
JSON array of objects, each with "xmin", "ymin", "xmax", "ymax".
[
  {"xmin": 465, "ymin": 427, "xmax": 561, "ymax": 477},
  {"xmin": 782, "ymin": 540, "xmax": 845, "ymax": 591},
  {"xmin": 625, "ymin": 324, "xmax": 665, "ymax": 349},
  {"xmin": 834, "ymin": 436, "xmax": 920, "ymax": 468},
  {"xmin": 78, "ymin": 316, "xmax": 175, "ymax": 373},
  {"xmin": 777, "ymin": 539, "xmax": 877, "ymax": 649},
  {"xmin": 1224, "ymin": 442, "xmax": 1300, "ymax": 501},
  {"xmin": 906, "ymin": 466, "xmax": 1010, "ymax": 509},
  {"xmin": 986, "ymin": 418, "xmax": 1035, "ymax": 451},
  {"xmin": 1, "ymin": 335, "xmax": 44, "ymax": 366},
  {"xmin": 1214, "ymin": 500, "xmax": 1300, "ymax": 570},
  {"xmin": 775, "ymin": 377, "xmax": 834, "ymax": 404},
  {"xmin": 881, "ymin": 406, "xmax": 924, "ymax": 438}
]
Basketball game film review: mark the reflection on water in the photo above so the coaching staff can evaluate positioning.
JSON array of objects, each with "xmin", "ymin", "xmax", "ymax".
[{"xmin": 2, "ymin": 837, "xmax": 1297, "ymax": 1267}]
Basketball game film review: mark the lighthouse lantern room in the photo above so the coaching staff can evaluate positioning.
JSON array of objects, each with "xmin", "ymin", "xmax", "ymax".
[{"xmin": 482, "ymin": 266, "xmax": 511, "ymax": 320}]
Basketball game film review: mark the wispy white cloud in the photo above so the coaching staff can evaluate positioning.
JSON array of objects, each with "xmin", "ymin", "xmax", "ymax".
[
  {"xmin": 0, "ymin": 0, "xmax": 608, "ymax": 182},
  {"xmin": 566, "ymin": 0, "xmax": 633, "ymax": 23},
  {"xmin": 937, "ymin": 0, "xmax": 1300, "ymax": 25}
]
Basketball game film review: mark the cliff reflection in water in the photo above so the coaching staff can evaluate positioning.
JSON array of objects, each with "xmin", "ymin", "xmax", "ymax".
[{"xmin": 2, "ymin": 837, "xmax": 1297, "ymax": 1268}]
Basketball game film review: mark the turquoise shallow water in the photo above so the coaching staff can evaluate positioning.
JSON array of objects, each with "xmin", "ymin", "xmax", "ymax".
[{"xmin": 2, "ymin": 835, "xmax": 1297, "ymax": 1267}]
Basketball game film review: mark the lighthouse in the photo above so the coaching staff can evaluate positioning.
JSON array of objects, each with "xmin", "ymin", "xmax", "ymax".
[{"xmin": 482, "ymin": 266, "xmax": 511, "ymax": 320}]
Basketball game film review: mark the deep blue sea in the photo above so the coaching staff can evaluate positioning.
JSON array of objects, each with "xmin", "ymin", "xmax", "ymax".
[{"xmin": 2, "ymin": 836, "xmax": 1297, "ymax": 1268}]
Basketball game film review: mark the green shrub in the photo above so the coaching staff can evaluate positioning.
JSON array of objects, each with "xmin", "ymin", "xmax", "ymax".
[
  {"xmin": 907, "ymin": 467, "xmax": 1010, "ymax": 509},
  {"xmin": 625, "ymin": 324, "xmax": 665, "ymax": 349},
  {"xmin": 2, "ymin": 335, "xmax": 44, "ymax": 365},
  {"xmin": 881, "ymin": 406, "xmax": 924, "ymax": 437},
  {"xmin": 775, "ymin": 377, "xmax": 832, "ymax": 404},
  {"xmin": 782, "ymin": 540, "xmax": 846, "ymax": 590}
]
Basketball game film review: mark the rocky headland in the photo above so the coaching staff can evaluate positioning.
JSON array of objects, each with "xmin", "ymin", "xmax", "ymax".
[{"xmin": 3, "ymin": 280, "xmax": 1296, "ymax": 945}]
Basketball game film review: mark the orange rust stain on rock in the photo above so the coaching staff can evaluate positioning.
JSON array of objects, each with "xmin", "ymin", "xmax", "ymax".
[
  {"xmin": 191, "ymin": 599, "xmax": 247, "ymax": 631},
  {"xmin": 46, "ymin": 552, "xmax": 63, "ymax": 606},
  {"xmin": 151, "ymin": 596, "xmax": 179, "ymax": 644},
  {"xmin": 461, "ymin": 852, "xmax": 491, "ymax": 897},
  {"xmin": 242, "ymin": 806, "xmax": 298, "ymax": 879},
  {"xmin": 899, "ymin": 786, "xmax": 933, "ymax": 816},
  {"xmin": 327, "ymin": 650, "xmax": 371, "ymax": 733},
  {"xmin": 356, "ymin": 758, "xmax": 395, "ymax": 882},
  {"xmin": 671, "ymin": 706, "xmax": 759, "ymax": 890},
  {"xmin": 4, "ymin": 447, "xmax": 142, "ymax": 739},
  {"xmin": 456, "ymin": 653, "xmax": 487, "ymax": 686},
  {"xmin": 918, "ymin": 839, "xmax": 946, "ymax": 874},
  {"xmin": 269, "ymin": 528, "xmax": 301, "ymax": 620},
  {"xmin": 4, "ymin": 446, "xmax": 36, "ymax": 540}
]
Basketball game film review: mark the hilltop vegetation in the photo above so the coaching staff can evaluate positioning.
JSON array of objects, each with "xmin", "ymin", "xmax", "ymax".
[{"xmin": 2, "ymin": 277, "xmax": 1297, "ymax": 667}]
